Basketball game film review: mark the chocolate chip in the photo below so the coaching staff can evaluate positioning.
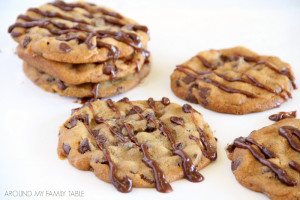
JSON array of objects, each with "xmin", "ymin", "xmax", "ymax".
[
  {"xmin": 170, "ymin": 116, "xmax": 184, "ymax": 126},
  {"xmin": 127, "ymin": 106, "xmax": 142, "ymax": 115},
  {"xmin": 63, "ymin": 144, "xmax": 71, "ymax": 155},
  {"xmin": 193, "ymin": 153, "xmax": 197, "ymax": 158},
  {"xmin": 198, "ymin": 87, "xmax": 210, "ymax": 99},
  {"xmin": 92, "ymin": 129, "xmax": 99, "ymax": 137},
  {"xmin": 185, "ymin": 93, "xmax": 198, "ymax": 104},
  {"xmin": 58, "ymin": 80, "xmax": 67, "ymax": 90},
  {"xmin": 64, "ymin": 116, "xmax": 78, "ymax": 129},
  {"xmin": 103, "ymin": 63, "xmax": 116, "ymax": 75},
  {"xmin": 22, "ymin": 36, "xmax": 31, "ymax": 48},
  {"xmin": 176, "ymin": 79, "xmax": 181, "ymax": 87},
  {"xmin": 37, "ymin": 69, "xmax": 44, "ymax": 74},
  {"xmin": 176, "ymin": 143, "xmax": 183, "ymax": 149},
  {"xmin": 97, "ymin": 135, "xmax": 107, "ymax": 144},
  {"xmin": 182, "ymin": 75, "xmax": 196, "ymax": 84},
  {"xmin": 161, "ymin": 97, "xmax": 170, "ymax": 106},
  {"xmin": 140, "ymin": 174, "xmax": 155, "ymax": 184},
  {"xmin": 119, "ymin": 97, "xmax": 130, "ymax": 103},
  {"xmin": 59, "ymin": 42, "xmax": 71, "ymax": 52},
  {"xmin": 226, "ymin": 144, "xmax": 235, "ymax": 153},
  {"xmin": 188, "ymin": 83, "xmax": 198, "ymax": 92},
  {"xmin": 182, "ymin": 104, "xmax": 193, "ymax": 113},
  {"xmin": 47, "ymin": 77, "xmax": 55, "ymax": 82},
  {"xmin": 78, "ymin": 138, "xmax": 91, "ymax": 154},
  {"xmin": 146, "ymin": 120, "xmax": 156, "ymax": 132},
  {"xmin": 231, "ymin": 158, "xmax": 243, "ymax": 171}
]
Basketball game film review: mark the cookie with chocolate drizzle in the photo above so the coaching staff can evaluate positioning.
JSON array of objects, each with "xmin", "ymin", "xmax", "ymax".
[
  {"xmin": 57, "ymin": 97, "xmax": 217, "ymax": 193},
  {"xmin": 17, "ymin": 45, "xmax": 149, "ymax": 85},
  {"xmin": 171, "ymin": 46, "xmax": 297, "ymax": 114},
  {"xmin": 227, "ymin": 118, "xmax": 300, "ymax": 199},
  {"xmin": 22, "ymin": 60, "xmax": 150, "ymax": 98},
  {"xmin": 8, "ymin": 0, "xmax": 150, "ymax": 64}
]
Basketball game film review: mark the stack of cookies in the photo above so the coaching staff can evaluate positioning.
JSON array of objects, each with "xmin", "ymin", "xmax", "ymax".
[{"xmin": 8, "ymin": 0, "xmax": 150, "ymax": 99}]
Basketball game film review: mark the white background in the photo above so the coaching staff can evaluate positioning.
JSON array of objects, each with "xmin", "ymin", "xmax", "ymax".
[{"xmin": 0, "ymin": 0, "xmax": 300, "ymax": 199}]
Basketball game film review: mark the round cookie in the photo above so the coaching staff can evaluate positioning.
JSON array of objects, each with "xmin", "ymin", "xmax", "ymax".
[
  {"xmin": 8, "ymin": 1, "xmax": 149, "ymax": 63},
  {"xmin": 171, "ymin": 46, "xmax": 297, "ymax": 114},
  {"xmin": 57, "ymin": 98, "xmax": 217, "ymax": 192},
  {"xmin": 22, "ymin": 61, "xmax": 151, "ymax": 98},
  {"xmin": 17, "ymin": 45, "xmax": 149, "ymax": 85},
  {"xmin": 227, "ymin": 118, "xmax": 300, "ymax": 200}
]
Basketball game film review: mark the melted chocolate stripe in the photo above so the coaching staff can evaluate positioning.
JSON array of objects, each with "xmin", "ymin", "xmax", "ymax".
[
  {"xmin": 147, "ymin": 98, "xmax": 204, "ymax": 182},
  {"xmin": 182, "ymin": 104, "xmax": 217, "ymax": 161},
  {"xmin": 244, "ymin": 138, "xmax": 276, "ymax": 159},
  {"xmin": 289, "ymin": 161, "xmax": 300, "ymax": 173},
  {"xmin": 178, "ymin": 64, "xmax": 288, "ymax": 99},
  {"xmin": 64, "ymin": 112, "xmax": 132, "ymax": 192},
  {"xmin": 279, "ymin": 126, "xmax": 300, "ymax": 152},
  {"xmin": 106, "ymin": 99, "xmax": 172, "ymax": 193},
  {"xmin": 256, "ymin": 61, "xmax": 297, "ymax": 89},
  {"xmin": 87, "ymin": 103, "xmax": 129, "ymax": 142},
  {"xmin": 140, "ymin": 144, "xmax": 173, "ymax": 193},
  {"xmin": 28, "ymin": 8, "xmax": 89, "ymax": 24},
  {"xmin": 269, "ymin": 111, "xmax": 297, "ymax": 122},
  {"xmin": 8, "ymin": 10, "xmax": 146, "ymax": 53},
  {"xmin": 49, "ymin": 1, "xmax": 88, "ymax": 11},
  {"xmin": 176, "ymin": 66, "xmax": 257, "ymax": 98},
  {"xmin": 233, "ymin": 137, "xmax": 297, "ymax": 186},
  {"xmin": 83, "ymin": 121, "xmax": 132, "ymax": 193},
  {"xmin": 196, "ymin": 53, "xmax": 297, "ymax": 90}
]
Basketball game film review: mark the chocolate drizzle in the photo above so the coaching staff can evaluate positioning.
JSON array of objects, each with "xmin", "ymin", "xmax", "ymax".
[
  {"xmin": 105, "ymin": 99, "xmax": 172, "ymax": 193},
  {"xmin": 279, "ymin": 126, "xmax": 300, "ymax": 153},
  {"xmin": 8, "ymin": 1, "xmax": 149, "ymax": 59},
  {"xmin": 233, "ymin": 137, "xmax": 297, "ymax": 186},
  {"xmin": 147, "ymin": 98, "xmax": 204, "ymax": 182},
  {"xmin": 170, "ymin": 116, "xmax": 185, "ymax": 127},
  {"xmin": 87, "ymin": 103, "xmax": 129, "ymax": 143},
  {"xmin": 289, "ymin": 161, "xmax": 300, "ymax": 173},
  {"xmin": 73, "ymin": 105, "xmax": 132, "ymax": 192},
  {"xmin": 182, "ymin": 104, "xmax": 217, "ymax": 161},
  {"xmin": 269, "ymin": 111, "xmax": 297, "ymax": 121},
  {"xmin": 95, "ymin": 136, "xmax": 133, "ymax": 193},
  {"xmin": 176, "ymin": 66, "xmax": 257, "ymax": 98},
  {"xmin": 176, "ymin": 52, "xmax": 297, "ymax": 100}
]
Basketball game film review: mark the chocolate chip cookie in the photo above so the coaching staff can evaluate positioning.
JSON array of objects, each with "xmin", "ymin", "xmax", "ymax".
[
  {"xmin": 9, "ymin": 1, "xmax": 151, "ymax": 98},
  {"xmin": 57, "ymin": 97, "xmax": 217, "ymax": 193},
  {"xmin": 17, "ymin": 45, "xmax": 148, "ymax": 85},
  {"xmin": 8, "ymin": 0, "xmax": 149, "ymax": 63},
  {"xmin": 171, "ymin": 46, "xmax": 297, "ymax": 114},
  {"xmin": 227, "ymin": 118, "xmax": 300, "ymax": 199},
  {"xmin": 23, "ymin": 61, "xmax": 150, "ymax": 98}
]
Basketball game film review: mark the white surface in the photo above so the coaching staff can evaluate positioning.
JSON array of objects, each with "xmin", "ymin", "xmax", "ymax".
[{"xmin": 0, "ymin": 0, "xmax": 300, "ymax": 199}]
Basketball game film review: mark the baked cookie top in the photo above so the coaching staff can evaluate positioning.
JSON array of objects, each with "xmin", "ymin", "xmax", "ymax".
[
  {"xmin": 57, "ymin": 98, "xmax": 217, "ymax": 193},
  {"xmin": 227, "ymin": 118, "xmax": 300, "ymax": 200},
  {"xmin": 8, "ymin": 1, "xmax": 150, "ymax": 63},
  {"xmin": 17, "ymin": 45, "xmax": 149, "ymax": 85},
  {"xmin": 171, "ymin": 46, "xmax": 297, "ymax": 114}
]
